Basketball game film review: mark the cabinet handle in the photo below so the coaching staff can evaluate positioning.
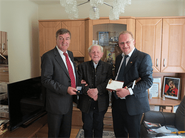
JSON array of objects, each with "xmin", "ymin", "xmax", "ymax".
[
  {"xmin": 3, "ymin": 70, "xmax": 8, "ymax": 72},
  {"xmin": 163, "ymin": 59, "xmax": 166, "ymax": 67},
  {"xmin": 156, "ymin": 59, "xmax": 158, "ymax": 67}
]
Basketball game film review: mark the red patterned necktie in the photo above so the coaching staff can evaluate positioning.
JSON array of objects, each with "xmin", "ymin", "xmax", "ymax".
[{"xmin": 63, "ymin": 52, "xmax": 76, "ymax": 88}]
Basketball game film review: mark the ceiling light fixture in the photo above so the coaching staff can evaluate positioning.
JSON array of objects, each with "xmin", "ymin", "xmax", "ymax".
[{"xmin": 60, "ymin": 0, "xmax": 131, "ymax": 20}]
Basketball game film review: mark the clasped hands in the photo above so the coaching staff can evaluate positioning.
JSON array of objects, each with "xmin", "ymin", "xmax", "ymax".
[{"xmin": 81, "ymin": 80, "xmax": 98, "ymax": 101}]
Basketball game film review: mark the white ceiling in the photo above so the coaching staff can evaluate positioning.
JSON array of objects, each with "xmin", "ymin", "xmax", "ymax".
[
  {"xmin": 30, "ymin": 0, "xmax": 147, "ymax": 5},
  {"xmin": 30, "ymin": 0, "xmax": 89, "ymax": 5}
]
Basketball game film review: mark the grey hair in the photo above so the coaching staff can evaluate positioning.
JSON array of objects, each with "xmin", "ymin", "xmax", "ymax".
[{"xmin": 88, "ymin": 44, "xmax": 104, "ymax": 53}]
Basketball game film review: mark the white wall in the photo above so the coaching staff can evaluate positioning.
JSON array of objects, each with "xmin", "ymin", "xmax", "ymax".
[
  {"xmin": 38, "ymin": 0, "xmax": 185, "ymax": 20},
  {"xmin": 0, "ymin": 0, "xmax": 184, "ymax": 83},
  {"xmin": 1, "ymin": 0, "xmax": 39, "ymax": 83}
]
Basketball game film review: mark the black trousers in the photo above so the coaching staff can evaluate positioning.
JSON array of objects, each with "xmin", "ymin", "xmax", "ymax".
[
  {"xmin": 112, "ymin": 99, "xmax": 142, "ymax": 138},
  {"xmin": 47, "ymin": 108, "xmax": 72, "ymax": 138},
  {"xmin": 82, "ymin": 101, "xmax": 107, "ymax": 138}
]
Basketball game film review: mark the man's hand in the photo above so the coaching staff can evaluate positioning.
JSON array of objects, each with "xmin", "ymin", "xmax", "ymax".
[
  {"xmin": 81, "ymin": 80, "xmax": 88, "ymax": 86},
  {"xmin": 67, "ymin": 87, "xmax": 77, "ymax": 95},
  {"xmin": 87, "ymin": 88, "xmax": 98, "ymax": 101},
  {"xmin": 116, "ymin": 88, "xmax": 130, "ymax": 98}
]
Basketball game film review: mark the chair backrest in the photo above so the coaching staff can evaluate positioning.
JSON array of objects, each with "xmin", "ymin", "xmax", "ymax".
[{"xmin": 175, "ymin": 96, "xmax": 185, "ymax": 131}]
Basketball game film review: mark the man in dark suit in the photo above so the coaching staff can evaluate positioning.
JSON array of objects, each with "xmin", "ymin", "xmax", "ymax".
[
  {"xmin": 112, "ymin": 31, "xmax": 153, "ymax": 138},
  {"xmin": 41, "ymin": 28, "xmax": 77, "ymax": 138},
  {"xmin": 78, "ymin": 44, "xmax": 112, "ymax": 137}
]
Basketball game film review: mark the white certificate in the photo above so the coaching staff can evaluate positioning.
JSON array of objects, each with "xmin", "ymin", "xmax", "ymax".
[{"xmin": 106, "ymin": 79, "xmax": 124, "ymax": 91}]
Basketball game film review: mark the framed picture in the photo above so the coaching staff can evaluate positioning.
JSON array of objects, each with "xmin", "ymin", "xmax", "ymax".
[
  {"xmin": 148, "ymin": 82, "xmax": 160, "ymax": 99},
  {"xmin": 98, "ymin": 32, "xmax": 109, "ymax": 46},
  {"xmin": 101, "ymin": 46, "xmax": 116, "ymax": 65},
  {"xmin": 163, "ymin": 77, "xmax": 180, "ymax": 99}
]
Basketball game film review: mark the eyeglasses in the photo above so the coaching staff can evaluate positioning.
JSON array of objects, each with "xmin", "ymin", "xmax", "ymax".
[{"xmin": 119, "ymin": 40, "xmax": 133, "ymax": 45}]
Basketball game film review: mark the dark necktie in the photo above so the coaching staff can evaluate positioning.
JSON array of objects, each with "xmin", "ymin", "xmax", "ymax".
[
  {"xmin": 113, "ymin": 55, "xmax": 128, "ymax": 99},
  {"xmin": 63, "ymin": 52, "xmax": 76, "ymax": 88},
  {"xmin": 117, "ymin": 55, "xmax": 129, "ymax": 81}
]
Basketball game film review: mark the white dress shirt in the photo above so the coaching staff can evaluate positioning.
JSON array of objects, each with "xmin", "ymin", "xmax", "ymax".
[{"xmin": 115, "ymin": 47, "xmax": 135, "ymax": 98}]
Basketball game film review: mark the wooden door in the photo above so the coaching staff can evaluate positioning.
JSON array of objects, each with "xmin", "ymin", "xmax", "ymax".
[
  {"xmin": 135, "ymin": 19, "xmax": 162, "ymax": 72},
  {"xmin": 61, "ymin": 20, "xmax": 85, "ymax": 57},
  {"xmin": 161, "ymin": 18, "xmax": 185, "ymax": 72},
  {"xmin": 39, "ymin": 21, "xmax": 61, "ymax": 56}
]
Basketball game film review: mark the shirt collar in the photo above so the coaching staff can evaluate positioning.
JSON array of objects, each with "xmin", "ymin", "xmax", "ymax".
[
  {"xmin": 56, "ymin": 46, "xmax": 68, "ymax": 55},
  {"xmin": 121, "ymin": 47, "xmax": 135, "ymax": 57}
]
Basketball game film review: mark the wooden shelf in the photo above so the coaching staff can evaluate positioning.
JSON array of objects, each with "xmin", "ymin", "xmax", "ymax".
[{"xmin": 149, "ymin": 98, "xmax": 181, "ymax": 112}]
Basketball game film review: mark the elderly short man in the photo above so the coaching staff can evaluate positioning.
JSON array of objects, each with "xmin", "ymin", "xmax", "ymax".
[{"xmin": 77, "ymin": 44, "xmax": 112, "ymax": 138}]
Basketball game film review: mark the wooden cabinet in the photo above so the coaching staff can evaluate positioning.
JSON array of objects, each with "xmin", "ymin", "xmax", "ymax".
[
  {"xmin": 39, "ymin": 21, "xmax": 61, "ymax": 57},
  {"xmin": 72, "ymin": 106, "xmax": 113, "ymax": 130},
  {"xmin": 0, "ymin": 67, "xmax": 9, "ymax": 82},
  {"xmin": 72, "ymin": 106, "xmax": 83, "ymax": 128},
  {"xmin": 0, "ymin": 31, "xmax": 8, "ymax": 56},
  {"xmin": 61, "ymin": 21, "xmax": 85, "ymax": 57},
  {"xmin": 103, "ymin": 107, "xmax": 113, "ymax": 130},
  {"xmin": 39, "ymin": 20, "xmax": 85, "ymax": 57},
  {"xmin": 136, "ymin": 17, "xmax": 185, "ymax": 73},
  {"xmin": 85, "ymin": 17, "xmax": 135, "ymax": 61},
  {"xmin": 135, "ymin": 18, "xmax": 162, "ymax": 72},
  {"xmin": 161, "ymin": 18, "xmax": 185, "ymax": 72}
]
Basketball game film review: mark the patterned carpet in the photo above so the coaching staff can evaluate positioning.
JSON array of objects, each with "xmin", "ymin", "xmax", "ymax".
[{"xmin": 76, "ymin": 129, "xmax": 115, "ymax": 138}]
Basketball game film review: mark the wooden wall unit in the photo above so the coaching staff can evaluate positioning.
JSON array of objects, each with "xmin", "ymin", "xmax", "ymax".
[
  {"xmin": 135, "ymin": 17, "xmax": 185, "ymax": 73},
  {"xmin": 161, "ymin": 18, "xmax": 185, "ymax": 73},
  {"xmin": 39, "ymin": 20, "xmax": 85, "ymax": 57},
  {"xmin": 0, "ymin": 31, "xmax": 8, "ymax": 56},
  {"xmin": 61, "ymin": 20, "xmax": 85, "ymax": 57},
  {"xmin": 135, "ymin": 18, "xmax": 162, "ymax": 72},
  {"xmin": 0, "ymin": 31, "xmax": 8, "ymax": 82},
  {"xmin": 72, "ymin": 106, "xmax": 83, "ymax": 128},
  {"xmin": 84, "ymin": 17, "xmax": 135, "ymax": 61},
  {"xmin": 0, "ymin": 67, "xmax": 9, "ymax": 82},
  {"xmin": 39, "ymin": 21, "xmax": 61, "ymax": 57}
]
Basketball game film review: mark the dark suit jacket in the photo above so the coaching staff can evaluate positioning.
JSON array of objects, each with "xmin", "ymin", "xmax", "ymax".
[
  {"xmin": 78, "ymin": 60, "xmax": 112, "ymax": 113},
  {"xmin": 41, "ymin": 47, "xmax": 77, "ymax": 115},
  {"xmin": 112, "ymin": 48, "xmax": 153, "ymax": 116}
]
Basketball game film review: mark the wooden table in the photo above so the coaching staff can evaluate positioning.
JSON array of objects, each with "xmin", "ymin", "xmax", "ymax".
[{"xmin": 148, "ymin": 98, "xmax": 181, "ymax": 112}]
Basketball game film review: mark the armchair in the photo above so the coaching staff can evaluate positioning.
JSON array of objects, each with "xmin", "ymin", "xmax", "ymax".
[{"xmin": 140, "ymin": 96, "xmax": 185, "ymax": 137}]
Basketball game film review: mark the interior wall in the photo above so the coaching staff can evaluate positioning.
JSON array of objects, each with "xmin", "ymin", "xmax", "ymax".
[
  {"xmin": 1, "ymin": 0, "xmax": 39, "ymax": 83},
  {"xmin": 38, "ymin": 0, "xmax": 185, "ymax": 20}
]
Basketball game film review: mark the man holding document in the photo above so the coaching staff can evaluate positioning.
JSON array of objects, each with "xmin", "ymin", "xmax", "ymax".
[{"xmin": 111, "ymin": 31, "xmax": 153, "ymax": 138}]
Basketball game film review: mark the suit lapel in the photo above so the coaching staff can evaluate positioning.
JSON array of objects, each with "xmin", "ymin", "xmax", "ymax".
[
  {"xmin": 124, "ymin": 49, "xmax": 138, "ymax": 74},
  {"xmin": 53, "ymin": 48, "xmax": 70, "ymax": 79}
]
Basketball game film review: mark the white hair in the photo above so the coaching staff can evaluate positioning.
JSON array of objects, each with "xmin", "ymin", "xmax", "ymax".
[{"xmin": 88, "ymin": 44, "xmax": 103, "ymax": 53}]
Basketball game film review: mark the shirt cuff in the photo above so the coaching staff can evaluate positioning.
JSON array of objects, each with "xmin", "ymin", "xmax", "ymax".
[{"xmin": 128, "ymin": 88, "xmax": 134, "ymax": 95}]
